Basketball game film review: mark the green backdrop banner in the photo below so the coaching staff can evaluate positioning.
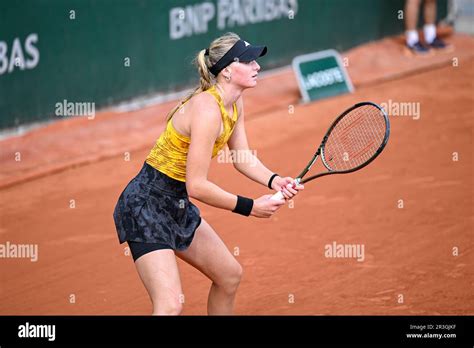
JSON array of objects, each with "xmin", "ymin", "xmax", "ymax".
[{"xmin": 0, "ymin": 0, "xmax": 447, "ymax": 129}]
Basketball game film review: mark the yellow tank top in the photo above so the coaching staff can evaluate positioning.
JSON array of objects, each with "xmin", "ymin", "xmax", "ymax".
[{"xmin": 145, "ymin": 85, "xmax": 238, "ymax": 182}]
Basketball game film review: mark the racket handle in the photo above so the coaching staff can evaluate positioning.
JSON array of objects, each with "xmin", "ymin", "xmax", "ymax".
[
  {"xmin": 270, "ymin": 179, "xmax": 301, "ymax": 200},
  {"xmin": 270, "ymin": 191, "xmax": 285, "ymax": 200}
]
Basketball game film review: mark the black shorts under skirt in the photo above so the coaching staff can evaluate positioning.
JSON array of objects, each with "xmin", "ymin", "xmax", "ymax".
[
  {"xmin": 127, "ymin": 240, "xmax": 171, "ymax": 262},
  {"xmin": 113, "ymin": 161, "xmax": 202, "ymax": 251}
]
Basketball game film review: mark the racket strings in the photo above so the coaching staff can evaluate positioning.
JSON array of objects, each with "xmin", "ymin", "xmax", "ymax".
[{"xmin": 323, "ymin": 105, "xmax": 387, "ymax": 171}]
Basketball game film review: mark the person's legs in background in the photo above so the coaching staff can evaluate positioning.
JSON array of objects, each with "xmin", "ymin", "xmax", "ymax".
[
  {"xmin": 423, "ymin": 0, "xmax": 448, "ymax": 48},
  {"xmin": 405, "ymin": 0, "xmax": 430, "ymax": 53}
]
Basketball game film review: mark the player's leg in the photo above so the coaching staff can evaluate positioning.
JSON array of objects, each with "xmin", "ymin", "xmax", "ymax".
[
  {"xmin": 405, "ymin": 0, "xmax": 421, "ymax": 33},
  {"xmin": 423, "ymin": 0, "xmax": 448, "ymax": 48},
  {"xmin": 424, "ymin": 0, "xmax": 437, "ymax": 24},
  {"xmin": 404, "ymin": 0, "xmax": 429, "ymax": 53},
  {"xmin": 134, "ymin": 247, "xmax": 184, "ymax": 315},
  {"xmin": 175, "ymin": 218, "xmax": 243, "ymax": 315},
  {"xmin": 424, "ymin": 0, "xmax": 437, "ymax": 44}
]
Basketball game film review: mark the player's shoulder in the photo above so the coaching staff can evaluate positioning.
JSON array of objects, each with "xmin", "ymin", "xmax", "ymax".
[
  {"xmin": 189, "ymin": 92, "xmax": 220, "ymax": 114},
  {"xmin": 187, "ymin": 89, "xmax": 221, "ymax": 121},
  {"xmin": 186, "ymin": 90, "xmax": 222, "ymax": 138}
]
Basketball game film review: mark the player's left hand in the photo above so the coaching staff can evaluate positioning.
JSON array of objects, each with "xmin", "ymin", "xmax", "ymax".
[{"xmin": 272, "ymin": 176, "xmax": 304, "ymax": 200}]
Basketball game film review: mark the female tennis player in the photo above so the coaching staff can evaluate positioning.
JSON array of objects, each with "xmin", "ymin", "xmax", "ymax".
[{"xmin": 113, "ymin": 32, "xmax": 304, "ymax": 315}]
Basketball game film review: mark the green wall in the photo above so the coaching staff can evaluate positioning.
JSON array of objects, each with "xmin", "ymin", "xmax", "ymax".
[{"xmin": 0, "ymin": 0, "xmax": 447, "ymax": 129}]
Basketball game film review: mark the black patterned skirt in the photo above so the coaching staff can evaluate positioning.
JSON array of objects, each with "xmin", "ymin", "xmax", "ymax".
[{"xmin": 113, "ymin": 161, "xmax": 201, "ymax": 250}]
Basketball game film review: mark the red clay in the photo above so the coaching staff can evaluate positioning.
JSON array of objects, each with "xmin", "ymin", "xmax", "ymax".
[{"xmin": 0, "ymin": 34, "xmax": 473, "ymax": 315}]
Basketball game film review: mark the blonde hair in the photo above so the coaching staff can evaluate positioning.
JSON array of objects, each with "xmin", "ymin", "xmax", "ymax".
[{"xmin": 166, "ymin": 32, "xmax": 240, "ymax": 121}]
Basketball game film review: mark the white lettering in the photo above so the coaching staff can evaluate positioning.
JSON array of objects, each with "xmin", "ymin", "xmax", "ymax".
[
  {"xmin": 170, "ymin": 2, "xmax": 215, "ymax": 40},
  {"xmin": 171, "ymin": 0, "xmax": 299, "ymax": 39},
  {"xmin": 55, "ymin": 99, "xmax": 96, "ymax": 119},
  {"xmin": 0, "ymin": 41, "xmax": 8, "ymax": 74},
  {"xmin": 24, "ymin": 33, "xmax": 40, "ymax": 69},
  {"xmin": 9, "ymin": 38, "xmax": 25, "ymax": 72},
  {"xmin": 303, "ymin": 67, "xmax": 344, "ymax": 90},
  {"xmin": 0, "ymin": 241, "xmax": 38, "ymax": 262},
  {"xmin": 324, "ymin": 241, "xmax": 365, "ymax": 262},
  {"xmin": 0, "ymin": 33, "xmax": 40, "ymax": 75},
  {"xmin": 18, "ymin": 322, "xmax": 55, "ymax": 341}
]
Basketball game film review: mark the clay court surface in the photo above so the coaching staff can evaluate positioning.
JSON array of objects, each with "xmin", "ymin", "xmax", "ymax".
[{"xmin": 0, "ymin": 33, "xmax": 473, "ymax": 315}]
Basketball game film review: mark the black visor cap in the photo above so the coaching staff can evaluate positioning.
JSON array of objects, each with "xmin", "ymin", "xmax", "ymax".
[
  {"xmin": 238, "ymin": 44, "xmax": 267, "ymax": 62},
  {"xmin": 209, "ymin": 39, "xmax": 267, "ymax": 76}
]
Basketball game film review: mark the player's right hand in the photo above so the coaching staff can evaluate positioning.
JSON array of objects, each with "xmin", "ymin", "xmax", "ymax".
[{"xmin": 251, "ymin": 194, "xmax": 286, "ymax": 218}]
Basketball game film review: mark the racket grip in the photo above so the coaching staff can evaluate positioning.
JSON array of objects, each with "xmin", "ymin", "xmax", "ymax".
[
  {"xmin": 270, "ymin": 191, "xmax": 285, "ymax": 200},
  {"xmin": 270, "ymin": 178, "xmax": 301, "ymax": 201}
]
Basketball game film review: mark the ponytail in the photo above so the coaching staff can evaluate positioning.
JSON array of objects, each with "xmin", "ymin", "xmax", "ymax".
[{"xmin": 166, "ymin": 32, "xmax": 240, "ymax": 121}]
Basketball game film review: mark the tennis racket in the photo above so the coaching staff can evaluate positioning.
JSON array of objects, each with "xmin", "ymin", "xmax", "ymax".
[{"xmin": 271, "ymin": 102, "xmax": 390, "ymax": 200}]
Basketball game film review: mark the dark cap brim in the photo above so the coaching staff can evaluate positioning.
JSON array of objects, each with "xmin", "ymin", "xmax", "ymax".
[
  {"xmin": 238, "ymin": 45, "xmax": 267, "ymax": 62},
  {"xmin": 209, "ymin": 40, "xmax": 268, "ymax": 76}
]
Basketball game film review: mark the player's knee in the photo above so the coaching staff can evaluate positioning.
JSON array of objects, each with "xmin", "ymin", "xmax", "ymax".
[
  {"xmin": 152, "ymin": 299, "xmax": 183, "ymax": 315},
  {"xmin": 218, "ymin": 263, "xmax": 243, "ymax": 295}
]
